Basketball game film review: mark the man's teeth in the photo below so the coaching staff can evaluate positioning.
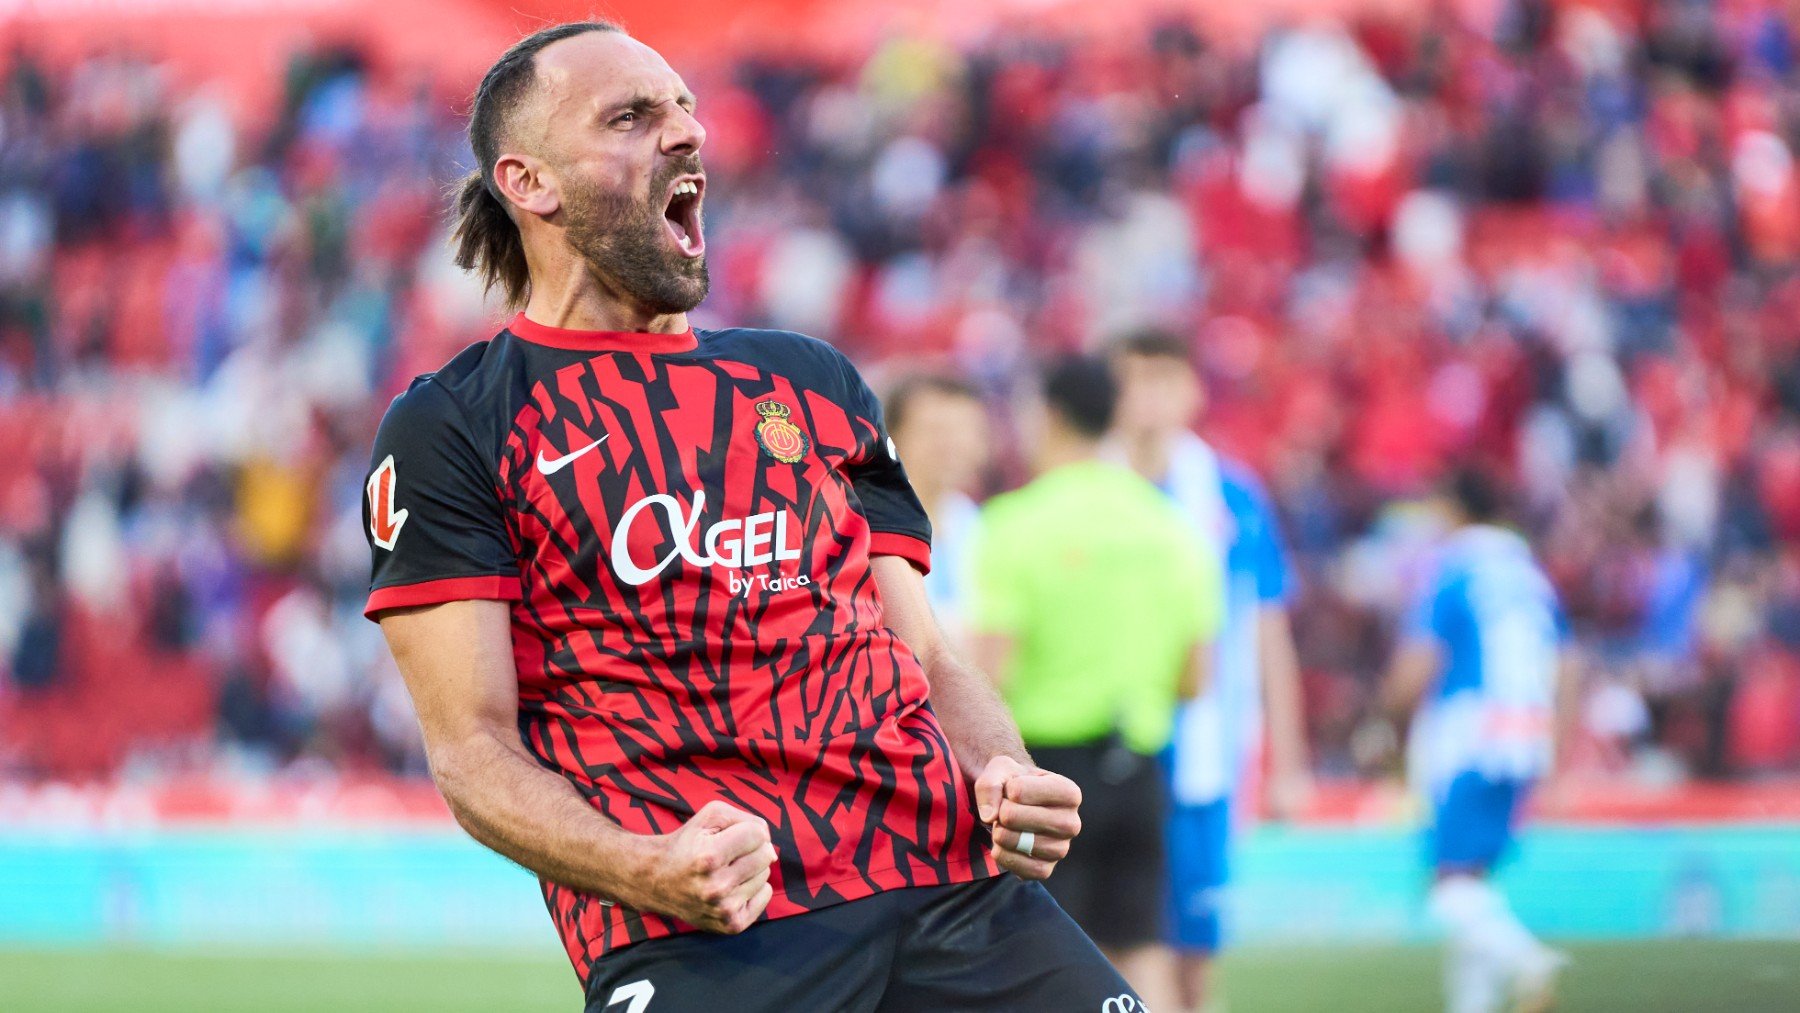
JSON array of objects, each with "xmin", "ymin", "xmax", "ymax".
[{"xmin": 674, "ymin": 181, "xmax": 699, "ymax": 196}]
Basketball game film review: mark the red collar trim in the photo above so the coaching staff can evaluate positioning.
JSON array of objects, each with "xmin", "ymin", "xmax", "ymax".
[{"xmin": 507, "ymin": 312, "xmax": 698, "ymax": 353}]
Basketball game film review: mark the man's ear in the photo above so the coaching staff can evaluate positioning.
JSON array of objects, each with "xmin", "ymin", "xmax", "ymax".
[{"xmin": 493, "ymin": 153, "xmax": 561, "ymax": 218}]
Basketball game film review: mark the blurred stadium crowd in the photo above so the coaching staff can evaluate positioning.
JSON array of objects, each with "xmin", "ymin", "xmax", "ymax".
[{"xmin": 3, "ymin": 0, "xmax": 1800, "ymax": 785}]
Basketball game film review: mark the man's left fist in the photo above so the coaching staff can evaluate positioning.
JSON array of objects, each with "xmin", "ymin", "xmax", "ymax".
[{"xmin": 973, "ymin": 755, "xmax": 1082, "ymax": 880}]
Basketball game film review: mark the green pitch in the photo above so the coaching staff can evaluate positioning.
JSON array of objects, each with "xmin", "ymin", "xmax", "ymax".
[{"xmin": 1, "ymin": 940, "xmax": 1795, "ymax": 1011}]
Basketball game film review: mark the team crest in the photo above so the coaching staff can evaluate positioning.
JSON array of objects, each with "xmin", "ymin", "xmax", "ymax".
[{"xmin": 753, "ymin": 399, "xmax": 810, "ymax": 464}]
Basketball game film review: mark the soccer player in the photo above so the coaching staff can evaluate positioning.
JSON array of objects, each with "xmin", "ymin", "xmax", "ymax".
[
  {"xmin": 883, "ymin": 372, "xmax": 990, "ymax": 648},
  {"xmin": 363, "ymin": 22, "xmax": 1144, "ymax": 1012},
  {"xmin": 1382, "ymin": 469, "xmax": 1573, "ymax": 1013},
  {"xmin": 968, "ymin": 355, "xmax": 1224, "ymax": 1012},
  {"xmin": 1109, "ymin": 330, "xmax": 1309, "ymax": 1013}
]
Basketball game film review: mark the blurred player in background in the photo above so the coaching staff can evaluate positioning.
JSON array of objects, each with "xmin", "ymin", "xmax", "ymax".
[
  {"xmin": 365, "ymin": 21, "xmax": 1141, "ymax": 1011},
  {"xmin": 884, "ymin": 373, "xmax": 990, "ymax": 650},
  {"xmin": 969, "ymin": 355, "xmax": 1224, "ymax": 1010},
  {"xmin": 1382, "ymin": 469, "xmax": 1576, "ymax": 1013},
  {"xmin": 1109, "ymin": 330, "xmax": 1309, "ymax": 1013}
]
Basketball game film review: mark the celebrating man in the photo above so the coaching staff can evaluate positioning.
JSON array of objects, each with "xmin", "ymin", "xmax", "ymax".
[{"xmin": 363, "ymin": 21, "xmax": 1138, "ymax": 1013}]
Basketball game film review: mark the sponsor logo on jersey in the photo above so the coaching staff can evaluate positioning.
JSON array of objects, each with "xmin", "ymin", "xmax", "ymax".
[
  {"xmin": 753, "ymin": 399, "xmax": 810, "ymax": 464},
  {"xmin": 611, "ymin": 489, "xmax": 805, "ymax": 588},
  {"xmin": 367, "ymin": 455, "xmax": 408, "ymax": 550}
]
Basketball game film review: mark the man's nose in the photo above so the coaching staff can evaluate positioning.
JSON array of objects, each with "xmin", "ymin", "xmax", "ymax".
[{"xmin": 662, "ymin": 105, "xmax": 706, "ymax": 156}]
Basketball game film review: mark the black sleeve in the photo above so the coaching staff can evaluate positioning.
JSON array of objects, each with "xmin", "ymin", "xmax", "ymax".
[
  {"xmin": 837, "ymin": 353, "xmax": 933, "ymax": 574},
  {"xmin": 362, "ymin": 377, "xmax": 520, "ymax": 619}
]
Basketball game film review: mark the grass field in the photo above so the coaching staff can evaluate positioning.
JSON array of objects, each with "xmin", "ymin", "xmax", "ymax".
[{"xmin": 1, "ymin": 939, "xmax": 1796, "ymax": 1011}]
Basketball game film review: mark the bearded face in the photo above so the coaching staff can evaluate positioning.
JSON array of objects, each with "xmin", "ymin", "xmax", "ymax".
[{"xmin": 562, "ymin": 154, "xmax": 709, "ymax": 316}]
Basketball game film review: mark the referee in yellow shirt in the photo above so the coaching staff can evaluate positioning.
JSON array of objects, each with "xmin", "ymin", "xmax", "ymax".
[{"xmin": 970, "ymin": 355, "xmax": 1224, "ymax": 1011}]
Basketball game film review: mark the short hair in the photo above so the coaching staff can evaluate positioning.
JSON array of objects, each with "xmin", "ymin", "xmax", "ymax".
[
  {"xmin": 884, "ymin": 372, "xmax": 981, "ymax": 434},
  {"xmin": 452, "ymin": 21, "xmax": 624, "ymax": 309},
  {"xmin": 1447, "ymin": 466, "xmax": 1506, "ymax": 524},
  {"xmin": 1041, "ymin": 355, "xmax": 1117, "ymax": 438},
  {"xmin": 1109, "ymin": 327, "xmax": 1192, "ymax": 365}
]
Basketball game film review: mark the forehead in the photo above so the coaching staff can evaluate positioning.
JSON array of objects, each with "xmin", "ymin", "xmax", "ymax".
[
  {"xmin": 905, "ymin": 388, "xmax": 985, "ymax": 425},
  {"xmin": 530, "ymin": 31, "xmax": 688, "ymax": 118},
  {"xmin": 1117, "ymin": 352, "xmax": 1194, "ymax": 379}
]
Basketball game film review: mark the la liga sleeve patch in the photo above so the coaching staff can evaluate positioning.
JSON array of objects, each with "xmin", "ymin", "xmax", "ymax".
[{"xmin": 367, "ymin": 454, "xmax": 408, "ymax": 550}]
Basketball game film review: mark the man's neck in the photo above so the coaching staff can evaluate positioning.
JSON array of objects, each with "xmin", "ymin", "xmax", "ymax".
[
  {"xmin": 523, "ymin": 260, "xmax": 690, "ymax": 334},
  {"xmin": 1033, "ymin": 431, "xmax": 1099, "ymax": 477},
  {"xmin": 1121, "ymin": 428, "xmax": 1178, "ymax": 484}
]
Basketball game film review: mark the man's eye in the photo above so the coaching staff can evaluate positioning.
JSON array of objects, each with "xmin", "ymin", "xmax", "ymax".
[{"xmin": 614, "ymin": 112, "xmax": 636, "ymax": 125}]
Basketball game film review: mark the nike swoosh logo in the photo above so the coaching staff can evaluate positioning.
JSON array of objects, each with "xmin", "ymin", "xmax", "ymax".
[{"xmin": 536, "ymin": 435, "xmax": 608, "ymax": 475}]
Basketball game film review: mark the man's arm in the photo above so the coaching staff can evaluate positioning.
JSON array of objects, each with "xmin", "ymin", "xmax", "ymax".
[
  {"xmin": 1381, "ymin": 638, "xmax": 1441, "ymax": 718},
  {"xmin": 1259, "ymin": 606, "xmax": 1312, "ymax": 818},
  {"xmin": 1180, "ymin": 635, "xmax": 1215, "ymax": 701},
  {"xmin": 1551, "ymin": 649, "xmax": 1583, "ymax": 776},
  {"xmin": 379, "ymin": 598, "xmax": 777, "ymax": 933},
  {"xmin": 871, "ymin": 555, "xmax": 1080, "ymax": 880}
]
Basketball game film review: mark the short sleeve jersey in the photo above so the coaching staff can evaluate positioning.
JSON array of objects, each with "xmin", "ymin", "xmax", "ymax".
[
  {"xmin": 1402, "ymin": 524, "xmax": 1565, "ymax": 789},
  {"xmin": 1403, "ymin": 525, "xmax": 1565, "ymax": 702},
  {"xmin": 968, "ymin": 460, "xmax": 1223, "ymax": 754},
  {"xmin": 363, "ymin": 314, "xmax": 995, "ymax": 984}
]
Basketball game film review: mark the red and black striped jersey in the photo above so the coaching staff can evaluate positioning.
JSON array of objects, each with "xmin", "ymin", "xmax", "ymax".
[{"xmin": 362, "ymin": 313, "xmax": 996, "ymax": 983}]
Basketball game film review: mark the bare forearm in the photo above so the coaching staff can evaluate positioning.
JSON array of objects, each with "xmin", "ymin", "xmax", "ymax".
[
  {"xmin": 1260, "ymin": 611, "xmax": 1309, "ymax": 776},
  {"xmin": 1182, "ymin": 642, "xmax": 1213, "ymax": 700},
  {"xmin": 381, "ymin": 600, "xmax": 777, "ymax": 935},
  {"xmin": 430, "ymin": 731, "xmax": 659, "ymax": 909},
  {"xmin": 1552, "ymin": 651, "xmax": 1582, "ymax": 775},
  {"xmin": 924, "ymin": 649, "xmax": 1030, "ymax": 775},
  {"xmin": 1382, "ymin": 641, "xmax": 1439, "ymax": 718}
]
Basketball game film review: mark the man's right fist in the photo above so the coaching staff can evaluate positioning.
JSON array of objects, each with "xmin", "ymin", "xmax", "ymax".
[{"xmin": 648, "ymin": 800, "xmax": 778, "ymax": 934}]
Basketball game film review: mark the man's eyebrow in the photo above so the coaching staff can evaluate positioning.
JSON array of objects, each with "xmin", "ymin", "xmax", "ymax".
[{"xmin": 608, "ymin": 92, "xmax": 697, "ymax": 116}]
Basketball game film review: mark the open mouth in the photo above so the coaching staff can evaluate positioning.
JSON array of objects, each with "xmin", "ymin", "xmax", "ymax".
[{"xmin": 663, "ymin": 176, "xmax": 705, "ymax": 258}]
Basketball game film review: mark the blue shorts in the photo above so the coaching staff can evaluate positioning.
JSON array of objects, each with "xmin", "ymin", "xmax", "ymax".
[
  {"xmin": 1165, "ymin": 799, "xmax": 1231, "ymax": 953},
  {"xmin": 1429, "ymin": 771, "xmax": 1530, "ymax": 872}
]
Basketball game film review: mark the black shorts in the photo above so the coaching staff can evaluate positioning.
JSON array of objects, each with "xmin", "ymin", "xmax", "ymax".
[
  {"xmin": 581, "ymin": 875, "xmax": 1145, "ymax": 1012},
  {"xmin": 1028, "ymin": 739, "xmax": 1168, "ymax": 950}
]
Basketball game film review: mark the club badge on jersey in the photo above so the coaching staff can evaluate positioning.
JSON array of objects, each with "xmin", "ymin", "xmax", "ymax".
[{"xmin": 754, "ymin": 399, "xmax": 810, "ymax": 464}]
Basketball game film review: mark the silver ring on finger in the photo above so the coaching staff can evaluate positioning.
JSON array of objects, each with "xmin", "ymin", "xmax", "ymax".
[{"xmin": 1016, "ymin": 831, "xmax": 1036, "ymax": 858}]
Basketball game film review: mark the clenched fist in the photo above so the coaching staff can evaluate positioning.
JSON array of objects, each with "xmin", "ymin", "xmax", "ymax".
[
  {"xmin": 973, "ymin": 755, "xmax": 1082, "ymax": 880},
  {"xmin": 644, "ymin": 800, "xmax": 778, "ymax": 934}
]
